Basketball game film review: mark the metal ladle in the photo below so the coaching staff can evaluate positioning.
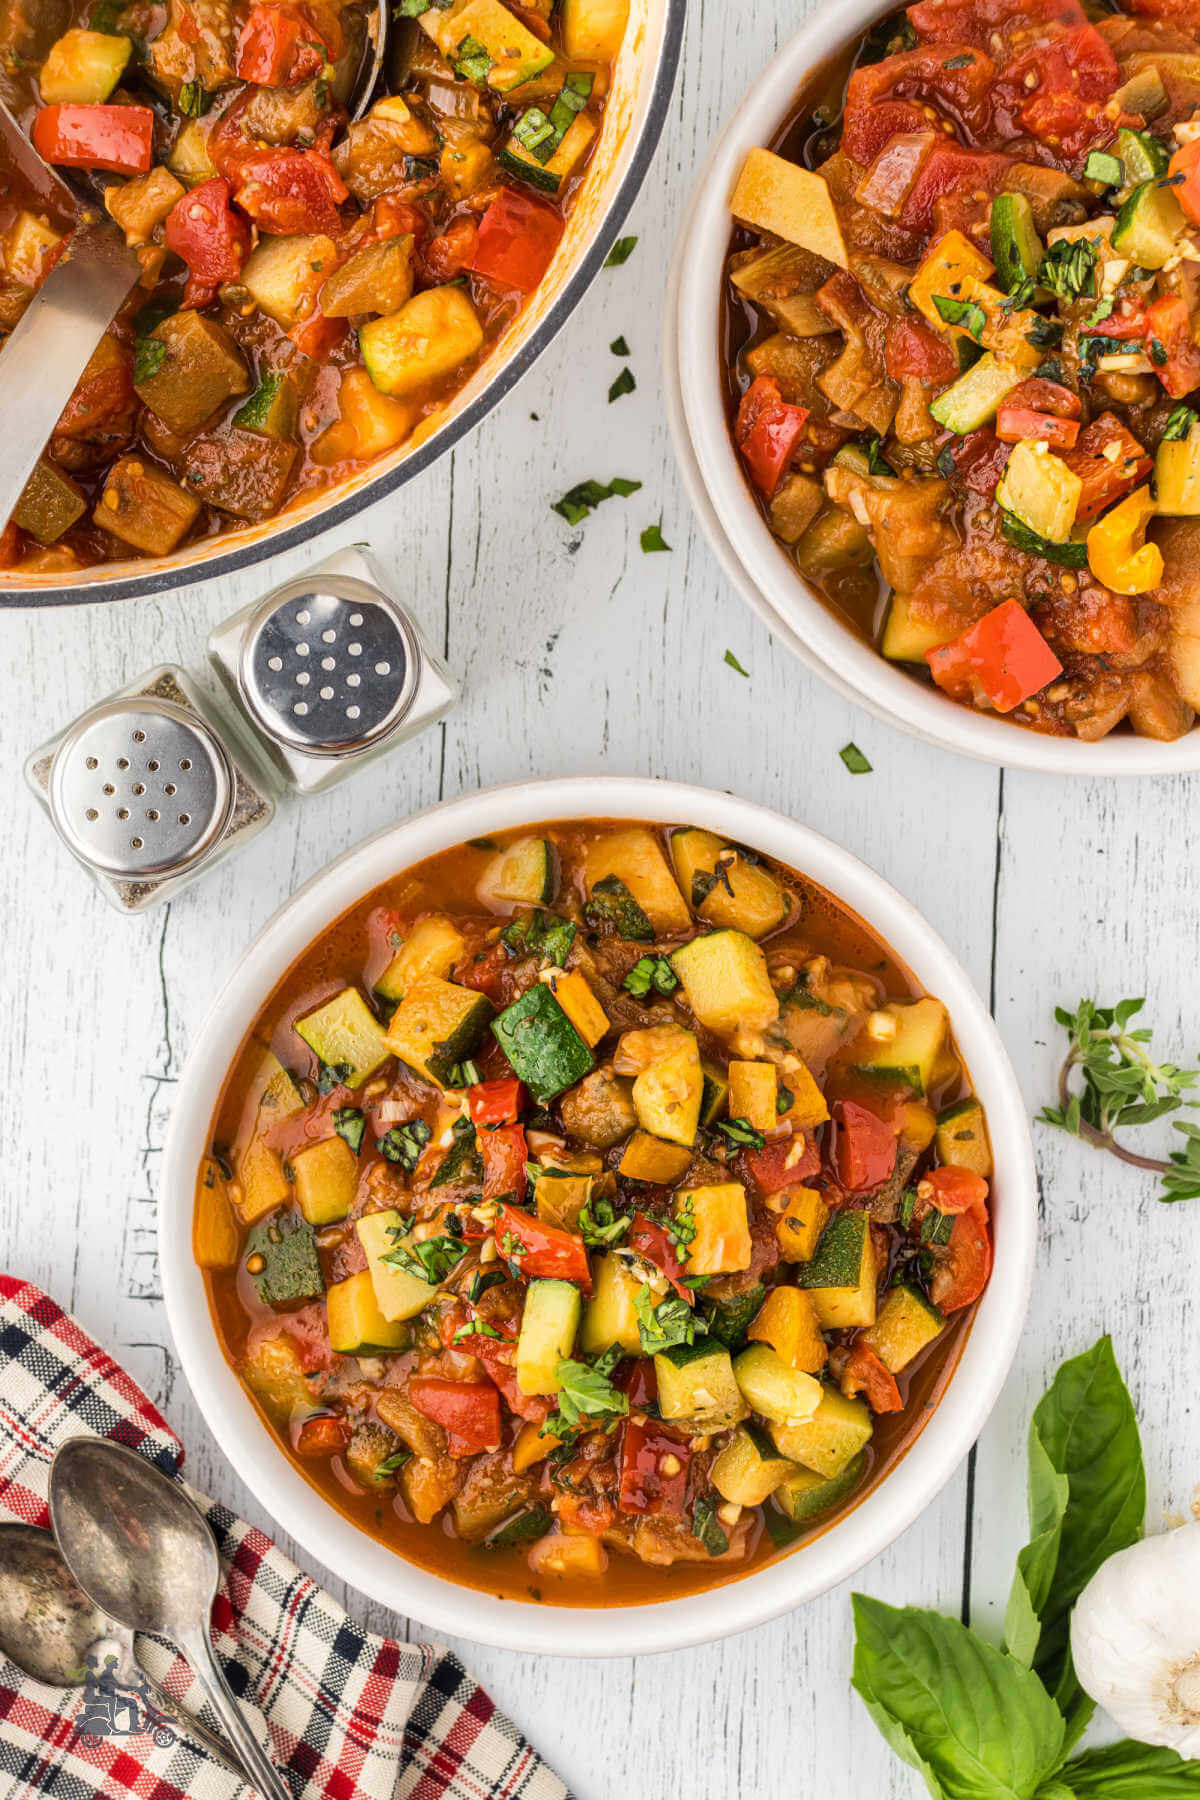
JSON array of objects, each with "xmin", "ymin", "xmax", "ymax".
[
  {"xmin": 0, "ymin": 1521, "xmax": 244, "ymax": 1778},
  {"xmin": 49, "ymin": 1439, "xmax": 293, "ymax": 1800}
]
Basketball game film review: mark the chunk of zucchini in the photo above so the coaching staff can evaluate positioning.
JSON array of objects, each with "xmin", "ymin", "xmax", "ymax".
[
  {"xmin": 618, "ymin": 1130, "xmax": 692, "ymax": 1184},
  {"xmin": 376, "ymin": 916, "xmax": 465, "ymax": 1005},
  {"xmin": 584, "ymin": 828, "xmax": 691, "ymax": 937},
  {"xmin": 861, "ymin": 1283, "xmax": 946, "ymax": 1373},
  {"xmin": 242, "ymin": 233, "xmax": 338, "ymax": 328},
  {"xmin": 935, "ymin": 1097, "xmax": 993, "ymax": 1177},
  {"xmin": 701, "ymin": 1281, "xmax": 767, "ymax": 1352},
  {"xmin": 561, "ymin": 0, "xmax": 628, "ymax": 61},
  {"xmin": 733, "ymin": 1344, "xmax": 822, "ymax": 1425},
  {"xmin": 699, "ymin": 1059, "xmax": 730, "ymax": 1127},
  {"xmin": 795, "ymin": 1211, "xmax": 877, "ymax": 1328},
  {"xmin": 427, "ymin": 0, "xmax": 556, "ymax": 91},
  {"xmin": 773, "ymin": 1450, "xmax": 867, "ymax": 1522},
  {"xmin": 881, "ymin": 591, "xmax": 956, "ymax": 663},
  {"xmin": 654, "ymin": 1340, "xmax": 748, "ymax": 1431},
  {"xmin": 632, "ymin": 1030, "xmax": 703, "ymax": 1147},
  {"xmin": 499, "ymin": 112, "xmax": 596, "ymax": 196},
  {"xmin": 669, "ymin": 828, "xmax": 790, "ymax": 939},
  {"xmin": 492, "ymin": 982, "xmax": 594, "ymax": 1102},
  {"xmin": 1155, "ymin": 424, "xmax": 1200, "ymax": 516},
  {"xmin": 770, "ymin": 1387, "xmax": 873, "ymax": 1479},
  {"xmin": 710, "ymin": 1421, "xmax": 797, "ymax": 1506},
  {"xmin": 478, "ymin": 835, "xmax": 559, "ymax": 907},
  {"xmin": 929, "ymin": 351, "xmax": 1021, "ymax": 433},
  {"xmin": 516, "ymin": 1278, "xmax": 582, "ymax": 1394},
  {"xmin": 295, "ymin": 987, "xmax": 391, "ymax": 1089},
  {"xmin": 995, "ymin": 439, "xmax": 1082, "ymax": 544},
  {"xmin": 291, "ymin": 1134, "xmax": 359, "ymax": 1226},
  {"xmin": 234, "ymin": 1050, "xmax": 304, "ymax": 1224},
  {"xmin": 580, "ymin": 1250, "xmax": 644, "ymax": 1355},
  {"xmin": 851, "ymin": 997, "xmax": 948, "ymax": 1095},
  {"xmin": 41, "ymin": 28, "xmax": 131, "ymax": 102},
  {"xmin": 675, "ymin": 1182, "xmax": 752, "ymax": 1276},
  {"xmin": 357, "ymin": 1209, "xmax": 440, "ymax": 1321},
  {"xmin": 1112, "ymin": 177, "xmax": 1186, "ymax": 269},
  {"xmin": 245, "ymin": 1209, "xmax": 324, "ymax": 1306},
  {"xmin": 989, "ymin": 192, "xmax": 1044, "ymax": 296},
  {"xmin": 774, "ymin": 1187, "xmax": 830, "ymax": 1263},
  {"xmin": 385, "ymin": 975, "xmax": 494, "ymax": 1087},
  {"xmin": 670, "ymin": 930, "xmax": 779, "ymax": 1036},
  {"xmin": 326, "ymin": 1269, "xmax": 411, "ymax": 1354},
  {"xmin": 360, "ymin": 286, "xmax": 484, "ymax": 398},
  {"xmin": 728, "ymin": 1060, "xmax": 778, "ymax": 1132}
]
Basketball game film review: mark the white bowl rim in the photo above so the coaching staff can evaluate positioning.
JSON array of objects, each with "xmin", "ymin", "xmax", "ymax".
[
  {"xmin": 671, "ymin": 0, "xmax": 1200, "ymax": 777},
  {"xmin": 161, "ymin": 775, "xmax": 1037, "ymax": 1657}
]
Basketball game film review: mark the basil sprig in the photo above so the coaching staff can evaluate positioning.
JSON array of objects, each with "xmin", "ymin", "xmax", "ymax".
[{"xmin": 851, "ymin": 1337, "xmax": 1181, "ymax": 1797}]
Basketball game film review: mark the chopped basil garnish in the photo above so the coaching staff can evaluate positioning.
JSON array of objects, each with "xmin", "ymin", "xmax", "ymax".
[
  {"xmin": 640, "ymin": 522, "xmax": 670, "ymax": 552},
  {"xmin": 623, "ymin": 955, "xmax": 678, "ymax": 998},
  {"xmin": 724, "ymin": 649, "xmax": 750, "ymax": 677},
  {"xmin": 316, "ymin": 1060, "xmax": 352, "ymax": 1095},
  {"xmin": 1162, "ymin": 402, "xmax": 1199, "ymax": 442},
  {"xmin": 133, "ymin": 338, "xmax": 167, "ymax": 384},
  {"xmin": 610, "ymin": 334, "xmax": 630, "ymax": 356},
  {"xmin": 383, "ymin": 1231, "xmax": 469, "ymax": 1284},
  {"xmin": 604, "ymin": 235, "xmax": 638, "ymax": 267},
  {"xmin": 552, "ymin": 476, "xmax": 641, "ymax": 525},
  {"xmin": 718, "ymin": 1117, "xmax": 766, "ymax": 1151},
  {"xmin": 378, "ymin": 1118, "xmax": 431, "ymax": 1170},
  {"xmin": 839, "ymin": 742, "xmax": 873, "ymax": 775},
  {"xmin": 692, "ymin": 1494, "xmax": 729, "ymax": 1556},
  {"xmin": 333, "ymin": 1107, "xmax": 366, "ymax": 1155},
  {"xmin": 932, "ymin": 294, "xmax": 986, "ymax": 339},
  {"xmin": 1038, "ymin": 236, "xmax": 1098, "ymax": 301},
  {"xmin": 609, "ymin": 367, "xmax": 636, "ymax": 402}
]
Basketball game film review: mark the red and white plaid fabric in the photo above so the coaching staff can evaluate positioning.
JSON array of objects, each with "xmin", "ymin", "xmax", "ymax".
[{"xmin": 0, "ymin": 1278, "xmax": 569, "ymax": 1800}]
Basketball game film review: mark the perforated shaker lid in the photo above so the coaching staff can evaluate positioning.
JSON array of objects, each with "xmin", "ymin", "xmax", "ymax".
[
  {"xmin": 48, "ymin": 698, "xmax": 234, "ymax": 879},
  {"xmin": 238, "ymin": 574, "xmax": 420, "ymax": 759}
]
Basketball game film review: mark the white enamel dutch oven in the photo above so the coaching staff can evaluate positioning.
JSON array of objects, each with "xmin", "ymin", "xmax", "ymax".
[
  {"xmin": 161, "ymin": 776, "xmax": 1037, "ymax": 1655},
  {"xmin": 668, "ymin": 2, "xmax": 1200, "ymax": 775}
]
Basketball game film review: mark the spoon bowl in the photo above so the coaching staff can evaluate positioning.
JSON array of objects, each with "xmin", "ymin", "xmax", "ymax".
[{"xmin": 0, "ymin": 1522, "xmax": 113, "ymax": 1687}]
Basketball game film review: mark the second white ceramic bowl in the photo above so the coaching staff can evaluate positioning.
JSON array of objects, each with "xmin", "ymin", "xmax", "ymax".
[
  {"xmin": 161, "ymin": 776, "xmax": 1037, "ymax": 1656},
  {"xmin": 669, "ymin": 1, "xmax": 1200, "ymax": 775}
]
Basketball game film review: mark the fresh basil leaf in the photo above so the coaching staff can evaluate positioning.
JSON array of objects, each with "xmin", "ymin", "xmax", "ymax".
[
  {"xmin": 1057, "ymin": 1741, "xmax": 1200, "ymax": 1794},
  {"xmin": 724, "ymin": 648, "xmax": 750, "ymax": 677},
  {"xmin": 134, "ymin": 338, "xmax": 167, "ymax": 384},
  {"xmin": 333, "ymin": 1106, "xmax": 366, "ymax": 1156},
  {"xmin": 851, "ymin": 1597, "xmax": 1065, "ymax": 1800},
  {"xmin": 1019, "ymin": 1336, "xmax": 1145, "ymax": 1746},
  {"xmin": 605, "ymin": 235, "xmax": 637, "ymax": 266},
  {"xmin": 1005, "ymin": 1427, "xmax": 1069, "ymax": 1668},
  {"xmin": 378, "ymin": 1118, "xmax": 431, "ymax": 1170},
  {"xmin": 840, "ymin": 741, "xmax": 872, "ymax": 774},
  {"xmin": 691, "ymin": 1494, "xmax": 728, "ymax": 1556},
  {"xmin": 640, "ymin": 521, "xmax": 670, "ymax": 552},
  {"xmin": 609, "ymin": 366, "xmax": 636, "ymax": 402}
]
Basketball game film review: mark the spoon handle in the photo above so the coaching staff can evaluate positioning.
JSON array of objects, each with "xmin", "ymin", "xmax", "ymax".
[
  {"xmin": 177, "ymin": 1626, "xmax": 293, "ymax": 1800},
  {"xmin": 137, "ymin": 1666, "xmax": 250, "ymax": 1782}
]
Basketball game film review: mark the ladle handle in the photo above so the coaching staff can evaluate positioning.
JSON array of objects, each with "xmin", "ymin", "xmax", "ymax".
[{"xmin": 177, "ymin": 1625, "xmax": 293, "ymax": 1800}]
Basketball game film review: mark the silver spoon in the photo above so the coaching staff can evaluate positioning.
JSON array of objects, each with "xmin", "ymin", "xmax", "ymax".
[
  {"xmin": 49, "ymin": 1439, "xmax": 293, "ymax": 1800},
  {"xmin": 0, "ymin": 1522, "xmax": 245, "ymax": 1778}
]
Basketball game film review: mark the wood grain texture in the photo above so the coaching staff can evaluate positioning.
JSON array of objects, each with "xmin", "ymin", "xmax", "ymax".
[{"xmin": 0, "ymin": 0, "xmax": 1194, "ymax": 1788}]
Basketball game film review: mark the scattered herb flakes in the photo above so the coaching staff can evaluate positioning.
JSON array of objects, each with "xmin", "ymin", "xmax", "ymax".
[
  {"xmin": 604, "ymin": 235, "xmax": 638, "ymax": 267},
  {"xmin": 932, "ymin": 294, "xmax": 986, "ymax": 339},
  {"xmin": 133, "ymin": 338, "xmax": 167, "ymax": 384},
  {"xmin": 608, "ymin": 366, "xmax": 636, "ymax": 402},
  {"xmin": 316, "ymin": 1060, "xmax": 352, "ymax": 1096},
  {"xmin": 640, "ymin": 522, "xmax": 671, "ymax": 553},
  {"xmin": 633, "ymin": 1284, "xmax": 706, "ymax": 1355},
  {"xmin": 609, "ymin": 334, "xmax": 630, "ymax": 356},
  {"xmin": 378, "ymin": 1118, "xmax": 432, "ymax": 1170},
  {"xmin": 724, "ymin": 649, "xmax": 750, "ymax": 677},
  {"xmin": 578, "ymin": 1193, "xmax": 630, "ymax": 1248},
  {"xmin": 543, "ymin": 1352, "xmax": 628, "ymax": 1439},
  {"xmin": 623, "ymin": 954, "xmax": 678, "ymax": 998},
  {"xmin": 551, "ymin": 476, "xmax": 642, "ymax": 526},
  {"xmin": 839, "ymin": 742, "xmax": 873, "ymax": 775},
  {"xmin": 333, "ymin": 1107, "xmax": 366, "ymax": 1156},
  {"xmin": 865, "ymin": 435, "xmax": 896, "ymax": 477},
  {"xmin": 383, "ymin": 1231, "xmax": 468, "ymax": 1285},
  {"xmin": 1038, "ymin": 235, "xmax": 1098, "ymax": 301}
]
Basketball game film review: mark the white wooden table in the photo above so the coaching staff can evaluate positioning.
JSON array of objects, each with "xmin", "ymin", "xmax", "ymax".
[{"xmin": 3, "ymin": 0, "xmax": 1197, "ymax": 1789}]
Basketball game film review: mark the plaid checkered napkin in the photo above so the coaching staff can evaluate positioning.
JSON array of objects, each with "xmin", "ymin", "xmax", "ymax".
[{"xmin": 0, "ymin": 1277, "xmax": 569, "ymax": 1800}]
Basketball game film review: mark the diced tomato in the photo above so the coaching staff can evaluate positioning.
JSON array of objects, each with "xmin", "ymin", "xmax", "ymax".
[
  {"xmin": 618, "ymin": 1420, "xmax": 691, "ymax": 1515},
  {"xmin": 909, "ymin": 0, "xmax": 1086, "ymax": 45},
  {"xmin": 843, "ymin": 99, "xmax": 932, "ymax": 171},
  {"xmin": 409, "ymin": 1378, "xmax": 502, "ymax": 1455},
  {"xmin": 619, "ymin": 1357, "xmax": 658, "ymax": 1408},
  {"xmin": 472, "ymin": 187, "xmax": 564, "ymax": 294},
  {"xmin": 371, "ymin": 194, "xmax": 429, "ymax": 245},
  {"xmin": 628, "ymin": 1211, "xmax": 693, "ymax": 1302},
  {"xmin": 479, "ymin": 1123, "xmax": 528, "ymax": 1202},
  {"xmin": 1060, "ymin": 414, "xmax": 1153, "ymax": 521},
  {"xmin": 453, "ymin": 942, "xmax": 509, "ymax": 1000},
  {"xmin": 1002, "ymin": 376, "xmax": 1081, "ymax": 419},
  {"xmin": 900, "ymin": 145, "xmax": 1012, "ymax": 234},
  {"xmin": 885, "ymin": 316, "xmax": 960, "ymax": 383},
  {"xmin": 468, "ymin": 1078, "xmax": 526, "ymax": 1126},
  {"xmin": 843, "ymin": 46, "xmax": 995, "ymax": 168},
  {"xmin": 472, "ymin": 1336, "xmax": 552, "ymax": 1425},
  {"xmin": 288, "ymin": 307, "xmax": 347, "ymax": 358},
  {"xmin": 927, "ymin": 599, "xmax": 1062, "ymax": 713},
  {"xmin": 994, "ymin": 406, "xmax": 1080, "ymax": 449},
  {"xmin": 32, "ymin": 103, "xmax": 154, "ymax": 175},
  {"xmin": 1171, "ymin": 137, "xmax": 1200, "ymax": 226},
  {"xmin": 939, "ymin": 428, "xmax": 1010, "ymax": 496},
  {"xmin": 420, "ymin": 216, "xmax": 480, "ymax": 286},
  {"xmin": 734, "ymin": 376, "xmax": 809, "ymax": 497},
  {"xmin": 742, "ymin": 1134, "xmax": 821, "ymax": 1197},
  {"xmin": 929, "ymin": 1202, "xmax": 993, "ymax": 1311},
  {"xmin": 495, "ymin": 1201, "xmax": 591, "ymax": 1291},
  {"xmin": 1144, "ymin": 294, "xmax": 1200, "ymax": 400},
  {"xmin": 295, "ymin": 1414, "xmax": 351, "ymax": 1457},
  {"xmin": 164, "ymin": 178, "xmax": 251, "ymax": 307},
  {"xmin": 919, "ymin": 1165, "xmax": 990, "ymax": 1216},
  {"xmin": 832, "ymin": 1100, "xmax": 898, "ymax": 1193},
  {"xmin": 841, "ymin": 1343, "xmax": 903, "ymax": 1414},
  {"xmin": 1009, "ymin": 24, "xmax": 1120, "ymax": 159},
  {"xmin": 232, "ymin": 147, "xmax": 348, "ymax": 236},
  {"xmin": 236, "ymin": 3, "xmax": 339, "ymax": 85}
]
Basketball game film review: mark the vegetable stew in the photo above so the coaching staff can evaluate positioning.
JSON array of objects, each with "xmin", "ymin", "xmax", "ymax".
[
  {"xmin": 723, "ymin": 0, "xmax": 1200, "ymax": 742},
  {"xmin": 196, "ymin": 820, "xmax": 995, "ymax": 1605},
  {"xmin": 0, "ymin": 0, "xmax": 624, "ymax": 573}
]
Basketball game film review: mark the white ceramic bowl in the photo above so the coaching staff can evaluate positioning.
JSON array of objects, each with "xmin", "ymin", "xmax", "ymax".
[
  {"xmin": 669, "ymin": 2, "xmax": 1200, "ymax": 776},
  {"xmin": 161, "ymin": 775, "xmax": 1037, "ymax": 1656}
]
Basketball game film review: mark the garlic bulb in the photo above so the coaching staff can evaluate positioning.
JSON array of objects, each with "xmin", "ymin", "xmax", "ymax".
[{"xmin": 1071, "ymin": 1521, "xmax": 1200, "ymax": 1757}]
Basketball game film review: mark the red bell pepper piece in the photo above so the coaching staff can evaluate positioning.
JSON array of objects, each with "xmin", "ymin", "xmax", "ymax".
[
  {"xmin": 1171, "ymin": 137, "xmax": 1200, "ymax": 226},
  {"xmin": 472, "ymin": 1336, "xmax": 552, "ymax": 1425},
  {"xmin": 1060, "ymin": 414, "xmax": 1153, "ymax": 521},
  {"xmin": 841, "ymin": 1343, "xmax": 903, "ymax": 1414},
  {"xmin": 1002, "ymin": 377, "xmax": 1081, "ymax": 419},
  {"xmin": 628, "ymin": 1211, "xmax": 693, "ymax": 1302},
  {"xmin": 408, "ymin": 1377, "xmax": 502, "ymax": 1454},
  {"xmin": 618, "ymin": 1420, "xmax": 692, "ymax": 1514},
  {"xmin": 929, "ymin": 1202, "xmax": 992, "ymax": 1312},
  {"xmin": 742, "ymin": 1133, "xmax": 820, "ymax": 1197},
  {"xmin": 420, "ymin": 216, "xmax": 480, "ymax": 286},
  {"xmin": 236, "ymin": 2, "xmax": 339, "ymax": 86},
  {"xmin": 832, "ymin": 1101, "xmax": 898, "ymax": 1193},
  {"xmin": 472, "ymin": 187, "xmax": 563, "ymax": 294},
  {"xmin": 619, "ymin": 1357, "xmax": 658, "ymax": 1409},
  {"xmin": 734, "ymin": 375, "xmax": 809, "ymax": 497},
  {"xmin": 1144, "ymin": 294, "xmax": 1200, "ymax": 401},
  {"xmin": 294, "ymin": 1414, "xmax": 351, "ymax": 1457},
  {"xmin": 884, "ymin": 316, "xmax": 960, "ymax": 383},
  {"xmin": 468, "ymin": 1078, "xmax": 525, "ymax": 1127},
  {"xmin": 994, "ymin": 406, "xmax": 1080, "ymax": 449},
  {"xmin": 916, "ymin": 1165, "xmax": 990, "ymax": 1218},
  {"xmin": 232, "ymin": 147, "xmax": 347, "ymax": 236},
  {"xmin": 494, "ymin": 1201, "xmax": 591, "ymax": 1291},
  {"xmin": 479, "ymin": 1122, "xmax": 528, "ymax": 1202},
  {"xmin": 927, "ymin": 600, "xmax": 1063, "ymax": 714},
  {"xmin": 164, "ymin": 178, "xmax": 251, "ymax": 307},
  {"xmin": 32, "ymin": 104, "xmax": 154, "ymax": 175},
  {"xmin": 938, "ymin": 428, "xmax": 1011, "ymax": 496}
]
